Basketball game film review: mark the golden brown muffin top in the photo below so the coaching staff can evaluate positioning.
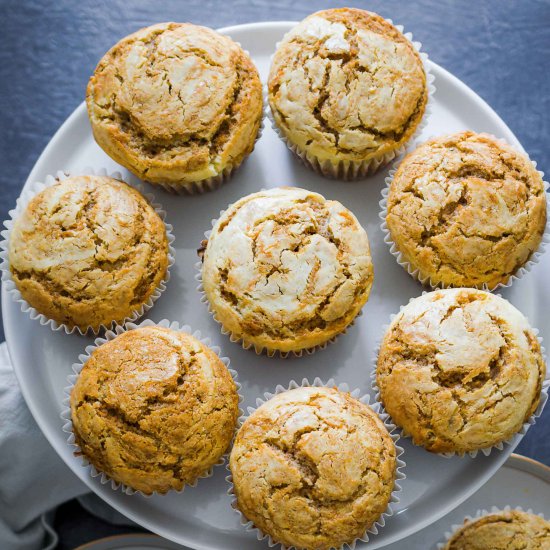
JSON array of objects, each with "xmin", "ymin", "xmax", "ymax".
[
  {"xmin": 386, "ymin": 132, "xmax": 547, "ymax": 289},
  {"xmin": 268, "ymin": 8, "xmax": 427, "ymax": 163},
  {"xmin": 201, "ymin": 187, "xmax": 373, "ymax": 353},
  {"xmin": 87, "ymin": 22, "xmax": 263, "ymax": 183},
  {"xmin": 230, "ymin": 386, "xmax": 397, "ymax": 550},
  {"xmin": 445, "ymin": 510, "xmax": 550, "ymax": 549},
  {"xmin": 70, "ymin": 326, "xmax": 239, "ymax": 494},
  {"xmin": 8, "ymin": 175, "xmax": 168, "ymax": 331},
  {"xmin": 377, "ymin": 289, "xmax": 545, "ymax": 454}
]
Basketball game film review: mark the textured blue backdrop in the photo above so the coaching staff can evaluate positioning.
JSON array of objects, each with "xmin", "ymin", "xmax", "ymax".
[{"xmin": 0, "ymin": 0, "xmax": 548, "ymax": 470}]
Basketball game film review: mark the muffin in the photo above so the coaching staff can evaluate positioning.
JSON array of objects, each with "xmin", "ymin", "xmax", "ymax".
[
  {"xmin": 385, "ymin": 132, "xmax": 547, "ymax": 289},
  {"xmin": 376, "ymin": 288, "xmax": 546, "ymax": 454},
  {"xmin": 444, "ymin": 509, "xmax": 550, "ymax": 549},
  {"xmin": 200, "ymin": 187, "xmax": 374, "ymax": 355},
  {"xmin": 268, "ymin": 8, "xmax": 428, "ymax": 179},
  {"xmin": 8, "ymin": 175, "xmax": 169, "ymax": 332},
  {"xmin": 70, "ymin": 325, "xmax": 239, "ymax": 494},
  {"xmin": 230, "ymin": 386, "xmax": 397, "ymax": 550},
  {"xmin": 87, "ymin": 22, "xmax": 263, "ymax": 192}
]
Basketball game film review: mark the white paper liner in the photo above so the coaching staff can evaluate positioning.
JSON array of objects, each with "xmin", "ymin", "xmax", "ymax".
[
  {"xmin": 267, "ymin": 18, "xmax": 436, "ymax": 180},
  {"xmin": 0, "ymin": 167, "xmax": 175, "ymax": 336},
  {"xmin": 379, "ymin": 134, "xmax": 550, "ymax": 291},
  {"xmin": 226, "ymin": 377, "xmax": 406, "ymax": 549},
  {"xmin": 195, "ymin": 201, "xmax": 364, "ymax": 358},
  {"xmin": 153, "ymin": 39, "xmax": 265, "ymax": 195},
  {"xmin": 60, "ymin": 318, "xmax": 244, "ymax": 496},
  {"xmin": 437, "ymin": 505, "xmax": 548, "ymax": 549},
  {"xmin": 370, "ymin": 291, "xmax": 550, "ymax": 458}
]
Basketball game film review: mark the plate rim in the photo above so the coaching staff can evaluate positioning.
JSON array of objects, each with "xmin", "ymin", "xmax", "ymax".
[
  {"xmin": 1, "ymin": 20, "xmax": 535, "ymax": 550},
  {"xmin": 508, "ymin": 453, "xmax": 550, "ymax": 481},
  {"xmin": 74, "ymin": 533, "xmax": 183, "ymax": 550}
]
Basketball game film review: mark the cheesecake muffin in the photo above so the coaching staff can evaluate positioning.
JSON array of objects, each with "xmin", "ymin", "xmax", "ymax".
[
  {"xmin": 200, "ymin": 187, "xmax": 374, "ymax": 355},
  {"xmin": 376, "ymin": 288, "xmax": 546, "ymax": 454},
  {"xmin": 8, "ymin": 175, "xmax": 169, "ymax": 332},
  {"xmin": 70, "ymin": 326, "xmax": 239, "ymax": 494},
  {"xmin": 87, "ymin": 23, "xmax": 263, "ymax": 192},
  {"xmin": 385, "ymin": 132, "xmax": 547, "ymax": 289},
  {"xmin": 444, "ymin": 509, "xmax": 550, "ymax": 549},
  {"xmin": 268, "ymin": 8, "xmax": 428, "ymax": 179},
  {"xmin": 230, "ymin": 386, "xmax": 397, "ymax": 550}
]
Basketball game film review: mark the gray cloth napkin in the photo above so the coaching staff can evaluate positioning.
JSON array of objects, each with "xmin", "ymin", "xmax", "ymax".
[{"xmin": 0, "ymin": 342, "xmax": 135, "ymax": 549}]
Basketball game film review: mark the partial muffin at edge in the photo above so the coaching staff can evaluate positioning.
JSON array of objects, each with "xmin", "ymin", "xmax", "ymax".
[
  {"xmin": 87, "ymin": 22, "xmax": 263, "ymax": 188},
  {"xmin": 386, "ymin": 131, "xmax": 547, "ymax": 288},
  {"xmin": 70, "ymin": 326, "xmax": 240, "ymax": 494},
  {"xmin": 444, "ymin": 509, "xmax": 550, "ymax": 550},
  {"xmin": 230, "ymin": 386, "xmax": 397, "ymax": 550},
  {"xmin": 376, "ymin": 288, "xmax": 545, "ymax": 454},
  {"xmin": 201, "ymin": 187, "xmax": 374, "ymax": 353},
  {"xmin": 8, "ymin": 175, "xmax": 169, "ymax": 332},
  {"xmin": 268, "ymin": 8, "xmax": 428, "ymax": 168}
]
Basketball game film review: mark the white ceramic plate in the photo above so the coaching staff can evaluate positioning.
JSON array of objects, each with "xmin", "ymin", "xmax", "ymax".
[
  {"xmin": 3, "ymin": 21, "xmax": 549, "ymax": 550},
  {"xmin": 390, "ymin": 453, "xmax": 550, "ymax": 549},
  {"xmin": 75, "ymin": 533, "xmax": 185, "ymax": 550},
  {"xmin": 74, "ymin": 454, "xmax": 550, "ymax": 549}
]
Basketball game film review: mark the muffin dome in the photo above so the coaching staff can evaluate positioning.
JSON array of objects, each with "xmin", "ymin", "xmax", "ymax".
[
  {"xmin": 376, "ymin": 288, "xmax": 545, "ymax": 454},
  {"xmin": 444, "ymin": 509, "xmax": 550, "ymax": 549},
  {"xmin": 386, "ymin": 132, "xmax": 547, "ymax": 289},
  {"xmin": 230, "ymin": 386, "xmax": 397, "ymax": 550},
  {"xmin": 87, "ymin": 23, "xmax": 263, "ymax": 190},
  {"xmin": 8, "ymin": 175, "xmax": 169, "ymax": 332},
  {"xmin": 70, "ymin": 326, "xmax": 240, "ymax": 494},
  {"xmin": 268, "ymin": 8, "xmax": 427, "ymax": 177},
  {"xmin": 200, "ymin": 187, "xmax": 374, "ymax": 354}
]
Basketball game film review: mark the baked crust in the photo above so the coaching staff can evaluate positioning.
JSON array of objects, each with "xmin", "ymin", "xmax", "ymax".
[
  {"xmin": 377, "ymin": 288, "xmax": 545, "ymax": 454},
  {"xmin": 268, "ymin": 8, "xmax": 427, "ymax": 164},
  {"xmin": 230, "ymin": 387, "xmax": 396, "ymax": 550},
  {"xmin": 444, "ymin": 510, "xmax": 550, "ymax": 549},
  {"xmin": 8, "ymin": 175, "xmax": 168, "ymax": 331},
  {"xmin": 86, "ymin": 23, "xmax": 263, "ymax": 186},
  {"xmin": 70, "ymin": 326, "xmax": 239, "ymax": 494},
  {"xmin": 201, "ymin": 187, "xmax": 373, "ymax": 353},
  {"xmin": 386, "ymin": 131, "xmax": 547, "ymax": 288}
]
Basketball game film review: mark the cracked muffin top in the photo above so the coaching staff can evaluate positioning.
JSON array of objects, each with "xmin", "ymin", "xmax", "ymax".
[
  {"xmin": 230, "ymin": 386, "xmax": 397, "ymax": 550},
  {"xmin": 376, "ymin": 288, "xmax": 545, "ymax": 454},
  {"xmin": 268, "ymin": 8, "xmax": 427, "ymax": 165},
  {"xmin": 200, "ymin": 187, "xmax": 373, "ymax": 354},
  {"xmin": 87, "ymin": 22, "xmax": 263, "ymax": 188},
  {"xmin": 386, "ymin": 132, "xmax": 547, "ymax": 289},
  {"xmin": 444, "ymin": 509, "xmax": 550, "ymax": 550},
  {"xmin": 70, "ymin": 326, "xmax": 239, "ymax": 494},
  {"xmin": 8, "ymin": 175, "xmax": 169, "ymax": 332}
]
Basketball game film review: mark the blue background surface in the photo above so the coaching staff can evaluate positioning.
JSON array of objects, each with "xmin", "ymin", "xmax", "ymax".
[{"xmin": 0, "ymin": 0, "xmax": 548, "ymax": 494}]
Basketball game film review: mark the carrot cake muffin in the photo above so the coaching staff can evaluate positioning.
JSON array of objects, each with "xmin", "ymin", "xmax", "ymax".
[
  {"xmin": 70, "ymin": 326, "xmax": 239, "ymax": 494},
  {"xmin": 87, "ymin": 22, "xmax": 263, "ymax": 191},
  {"xmin": 268, "ymin": 8, "xmax": 428, "ymax": 178},
  {"xmin": 230, "ymin": 386, "xmax": 397, "ymax": 550},
  {"xmin": 8, "ymin": 175, "xmax": 169, "ymax": 332},
  {"xmin": 376, "ymin": 288, "xmax": 546, "ymax": 454},
  {"xmin": 444, "ymin": 509, "xmax": 550, "ymax": 549},
  {"xmin": 200, "ymin": 187, "xmax": 374, "ymax": 354},
  {"xmin": 385, "ymin": 132, "xmax": 547, "ymax": 289}
]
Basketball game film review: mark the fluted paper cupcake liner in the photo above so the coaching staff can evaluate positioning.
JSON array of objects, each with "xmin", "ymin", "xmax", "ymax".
[
  {"xmin": 267, "ymin": 19, "xmax": 436, "ymax": 180},
  {"xmin": 195, "ymin": 202, "xmax": 362, "ymax": 358},
  {"xmin": 155, "ymin": 39, "xmax": 265, "ymax": 195},
  {"xmin": 226, "ymin": 377, "xmax": 406, "ymax": 549},
  {"xmin": 0, "ymin": 167, "xmax": 175, "ymax": 336},
  {"xmin": 379, "ymin": 135, "xmax": 550, "ymax": 291},
  {"xmin": 437, "ymin": 505, "xmax": 548, "ymax": 549},
  {"xmin": 371, "ymin": 292, "xmax": 549, "ymax": 458},
  {"xmin": 60, "ymin": 318, "xmax": 244, "ymax": 496}
]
